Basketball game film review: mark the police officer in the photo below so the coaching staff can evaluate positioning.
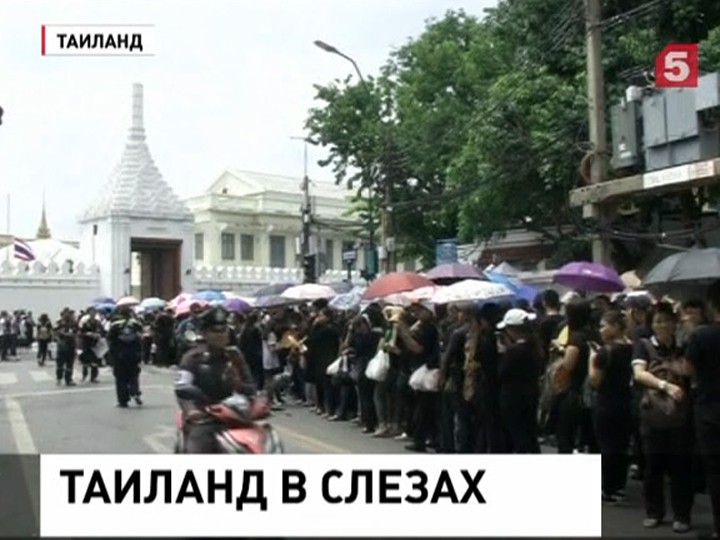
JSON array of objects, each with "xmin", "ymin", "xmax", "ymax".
[
  {"xmin": 108, "ymin": 305, "xmax": 144, "ymax": 408},
  {"xmin": 175, "ymin": 306, "xmax": 258, "ymax": 453},
  {"xmin": 78, "ymin": 306, "xmax": 102, "ymax": 383}
]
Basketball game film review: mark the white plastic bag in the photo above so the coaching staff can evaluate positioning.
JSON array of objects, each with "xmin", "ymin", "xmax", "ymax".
[
  {"xmin": 326, "ymin": 356, "xmax": 344, "ymax": 376},
  {"xmin": 365, "ymin": 350, "xmax": 390, "ymax": 382},
  {"xmin": 409, "ymin": 364, "xmax": 441, "ymax": 392}
]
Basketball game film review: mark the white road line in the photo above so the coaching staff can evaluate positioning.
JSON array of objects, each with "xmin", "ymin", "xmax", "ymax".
[
  {"xmin": 4, "ymin": 397, "xmax": 41, "ymax": 529},
  {"xmin": 29, "ymin": 370, "xmax": 53, "ymax": 382},
  {"xmin": 3, "ymin": 383, "xmax": 172, "ymax": 400},
  {"xmin": 4, "ymin": 397, "xmax": 37, "ymax": 453},
  {"xmin": 143, "ymin": 435, "xmax": 173, "ymax": 454},
  {"xmin": 0, "ymin": 372, "xmax": 18, "ymax": 385}
]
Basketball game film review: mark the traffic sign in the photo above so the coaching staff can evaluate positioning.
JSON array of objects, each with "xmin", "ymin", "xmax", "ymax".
[
  {"xmin": 342, "ymin": 250, "xmax": 357, "ymax": 263},
  {"xmin": 655, "ymin": 43, "xmax": 699, "ymax": 88}
]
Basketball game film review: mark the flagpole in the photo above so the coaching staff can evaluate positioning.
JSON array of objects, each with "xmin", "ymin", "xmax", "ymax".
[{"xmin": 5, "ymin": 193, "xmax": 9, "ymax": 262}]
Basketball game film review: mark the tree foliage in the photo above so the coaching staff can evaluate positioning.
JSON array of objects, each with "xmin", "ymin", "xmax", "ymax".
[{"xmin": 305, "ymin": 0, "xmax": 720, "ymax": 268}]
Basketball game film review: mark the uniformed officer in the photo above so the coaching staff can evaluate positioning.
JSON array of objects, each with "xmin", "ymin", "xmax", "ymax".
[
  {"xmin": 78, "ymin": 306, "xmax": 102, "ymax": 383},
  {"xmin": 175, "ymin": 306, "xmax": 258, "ymax": 453},
  {"xmin": 107, "ymin": 305, "xmax": 144, "ymax": 408}
]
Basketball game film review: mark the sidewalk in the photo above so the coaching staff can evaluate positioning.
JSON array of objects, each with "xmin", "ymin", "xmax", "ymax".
[{"xmin": 602, "ymin": 475, "xmax": 714, "ymax": 537}]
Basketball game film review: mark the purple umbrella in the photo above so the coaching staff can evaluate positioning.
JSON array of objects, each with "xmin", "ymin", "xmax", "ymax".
[
  {"xmin": 426, "ymin": 263, "xmax": 486, "ymax": 284},
  {"xmin": 554, "ymin": 261, "xmax": 624, "ymax": 293},
  {"xmin": 224, "ymin": 297, "xmax": 251, "ymax": 313}
]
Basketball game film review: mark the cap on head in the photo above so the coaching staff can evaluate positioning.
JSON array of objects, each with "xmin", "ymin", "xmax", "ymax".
[
  {"xmin": 199, "ymin": 306, "xmax": 229, "ymax": 332},
  {"xmin": 497, "ymin": 308, "xmax": 537, "ymax": 329}
]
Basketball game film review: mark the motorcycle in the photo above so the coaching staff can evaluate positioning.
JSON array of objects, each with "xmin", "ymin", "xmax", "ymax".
[{"xmin": 174, "ymin": 393, "xmax": 284, "ymax": 454}]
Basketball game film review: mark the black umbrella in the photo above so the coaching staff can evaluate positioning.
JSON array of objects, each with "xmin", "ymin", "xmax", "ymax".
[
  {"xmin": 252, "ymin": 282, "xmax": 296, "ymax": 297},
  {"xmin": 643, "ymin": 248, "xmax": 720, "ymax": 295}
]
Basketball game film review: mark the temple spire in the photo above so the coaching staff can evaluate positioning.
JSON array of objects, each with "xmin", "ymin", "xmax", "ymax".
[
  {"xmin": 36, "ymin": 189, "xmax": 51, "ymax": 239},
  {"xmin": 129, "ymin": 83, "xmax": 145, "ymax": 141}
]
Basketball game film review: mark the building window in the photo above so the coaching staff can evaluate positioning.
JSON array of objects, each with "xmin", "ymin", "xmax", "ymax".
[
  {"xmin": 240, "ymin": 234, "xmax": 254, "ymax": 261},
  {"xmin": 194, "ymin": 233, "xmax": 204, "ymax": 261},
  {"xmin": 269, "ymin": 235, "xmax": 286, "ymax": 268},
  {"xmin": 325, "ymin": 239, "xmax": 334, "ymax": 270},
  {"xmin": 221, "ymin": 233, "xmax": 235, "ymax": 261}
]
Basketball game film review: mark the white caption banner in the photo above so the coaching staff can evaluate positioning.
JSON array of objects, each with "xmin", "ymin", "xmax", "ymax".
[
  {"xmin": 41, "ymin": 454, "xmax": 601, "ymax": 537},
  {"xmin": 41, "ymin": 25, "xmax": 154, "ymax": 56}
]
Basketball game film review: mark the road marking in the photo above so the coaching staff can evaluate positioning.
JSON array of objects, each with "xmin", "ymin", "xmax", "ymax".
[
  {"xmin": 0, "ymin": 373, "xmax": 18, "ymax": 385},
  {"xmin": 29, "ymin": 370, "xmax": 53, "ymax": 382},
  {"xmin": 275, "ymin": 424, "xmax": 348, "ymax": 453},
  {"xmin": 3, "ymin": 383, "xmax": 172, "ymax": 400},
  {"xmin": 144, "ymin": 425, "xmax": 175, "ymax": 454},
  {"xmin": 4, "ymin": 397, "xmax": 41, "ymax": 529},
  {"xmin": 4, "ymin": 397, "xmax": 37, "ymax": 453}
]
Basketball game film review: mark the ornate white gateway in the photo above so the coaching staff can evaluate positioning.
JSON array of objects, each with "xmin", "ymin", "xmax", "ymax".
[{"xmin": 78, "ymin": 83, "xmax": 194, "ymax": 299}]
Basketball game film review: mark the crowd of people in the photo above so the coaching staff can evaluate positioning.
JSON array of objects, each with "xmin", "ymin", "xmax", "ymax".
[{"xmin": 3, "ymin": 281, "xmax": 720, "ymax": 536}]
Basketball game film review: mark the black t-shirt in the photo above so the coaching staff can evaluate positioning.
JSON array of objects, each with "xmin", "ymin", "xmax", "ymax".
[
  {"xmin": 539, "ymin": 314, "xmax": 564, "ymax": 363},
  {"xmin": 594, "ymin": 342, "xmax": 633, "ymax": 411},
  {"xmin": 567, "ymin": 330, "xmax": 590, "ymax": 391},
  {"xmin": 686, "ymin": 323, "xmax": 720, "ymax": 407},
  {"xmin": 411, "ymin": 322, "xmax": 440, "ymax": 369},
  {"xmin": 498, "ymin": 339, "xmax": 541, "ymax": 398}
]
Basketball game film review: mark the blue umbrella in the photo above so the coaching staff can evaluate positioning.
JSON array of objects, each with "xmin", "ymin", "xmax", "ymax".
[
  {"xmin": 94, "ymin": 303, "xmax": 116, "ymax": 313},
  {"xmin": 484, "ymin": 271, "xmax": 522, "ymax": 292},
  {"xmin": 93, "ymin": 296, "xmax": 115, "ymax": 305},
  {"xmin": 193, "ymin": 290, "xmax": 225, "ymax": 302},
  {"xmin": 516, "ymin": 284, "xmax": 540, "ymax": 303}
]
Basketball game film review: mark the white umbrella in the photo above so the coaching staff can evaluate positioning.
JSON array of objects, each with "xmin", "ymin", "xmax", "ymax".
[
  {"xmin": 383, "ymin": 285, "xmax": 445, "ymax": 306},
  {"xmin": 281, "ymin": 283, "xmax": 336, "ymax": 301},
  {"xmin": 116, "ymin": 296, "xmax": 140, "ymax": 307},
  {"xmin": 431, "ymin": 279, "xmax": 513, "ymax": 305},
  {"xmin": 328, "ymin": 286, "xmax": 366, "ymax": 311}
]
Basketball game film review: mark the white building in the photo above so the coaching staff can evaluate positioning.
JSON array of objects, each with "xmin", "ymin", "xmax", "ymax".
[{"xmin": 185, "ymin": 169, "xmax": 365, "ymax": 273}]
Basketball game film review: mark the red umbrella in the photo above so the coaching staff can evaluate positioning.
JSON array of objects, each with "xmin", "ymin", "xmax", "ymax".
[{"xmin": 363, "ymin": 272, "xmax": 433, "ymax": 300}]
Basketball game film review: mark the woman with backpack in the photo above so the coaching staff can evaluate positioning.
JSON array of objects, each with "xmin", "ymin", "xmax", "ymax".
[{"xmin": 631, "ymin": 302, "xmax": 694, "ymax": 533}]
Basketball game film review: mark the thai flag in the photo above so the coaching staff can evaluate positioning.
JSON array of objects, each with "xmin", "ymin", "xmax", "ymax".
[{"xmin": 13, "ymin": 238, "xmax": 35, "ymax": 261}]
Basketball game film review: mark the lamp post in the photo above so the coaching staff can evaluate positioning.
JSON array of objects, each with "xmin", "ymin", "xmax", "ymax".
[
  {"xmin": 290, "ymin": 136, "xmax": 315, "ymax": 283},
  {"xmin": 313, "ymin": 39, "xmax": 393, "ymax": 275}
]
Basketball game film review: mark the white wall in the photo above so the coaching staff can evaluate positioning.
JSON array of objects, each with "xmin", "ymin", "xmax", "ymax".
[{"xmin": 0, "ymin": 260, "xmax": 101, "ymax": 316}]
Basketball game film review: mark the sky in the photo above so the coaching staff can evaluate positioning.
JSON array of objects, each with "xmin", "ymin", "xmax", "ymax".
[{"xmin": 0, "ymin": 0, "xmax": 497, "ymax": 240}]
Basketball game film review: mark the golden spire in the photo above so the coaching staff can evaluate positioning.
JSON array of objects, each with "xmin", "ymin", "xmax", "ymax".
[{"xmin": 36, "ymin": 189, "xmax": 51, "ymax": 239}]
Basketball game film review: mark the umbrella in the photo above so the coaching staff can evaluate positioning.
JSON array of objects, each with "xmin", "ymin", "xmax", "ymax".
[
  {"xmin": 329, "ymin": 287, "xmax": 366, "ymax": 311},
  {"xmin": 516, "ymin": 284, "xmax": 540, "ymax": 303},
  {"xmin": 193, "ymin": 290, "xmax": 225, "ymax": 302},
  {"xmin": 426, "ymin": 263, "xmax": 486, "ymax": 283},
  {"xmin": 168, "ymin": 292, "xmax": 192, "ymax": 309},
  {"xmin": 252, "ymin": 283, "xmax": 296, "ymax": 297},
  {"xmin": 553, "ymin": 261, "xmax": 624, "ymax": 293},
  {"xmin": 224, "ymin": 297, "xmax": 251, "ymax": 313},
  {"xmin": 621, "ymin": 270, "xmax": 642, "ymax": 290},
  {"xmin": 116, "ymin": 296, "xmax": 140, "ymax": 307},
  {"xmin": 643, "ymin": 248, "xmax": 720, "ymax": 294},
  {"xmin": 325, "ymin": 281, "xmax": 354, "ymax": 294},
  {"xmin": 175, "ymin": 299, "xmax": 208, "ymax": 317},
  {"xmin": 383, "ymin": 285, "xmax": 445, "ymax": 306},
  {"xmin": 431, "ymin": 279, "xmax": 514, "ymax": 305},
  {"xmin": 92, "ymin": 296, "xmax": 115, "ymax": 305},
  {"xmin": 94, "ymin": 303, "xmax": 116, "ymax": 313},
  {"xmin": 139, "ymin": 297, "xmax": 166, "ymax": 311},
  {"xmin": 363, "ymin": 272, "xmax": 433, "ymax": 300},
  {"xmin": 254, "ymin": 295, "xmax": 295, "ymax": 308},
  {"xmin": 282, "ymin": 283, "xmax": 336, "ymax": 301}
]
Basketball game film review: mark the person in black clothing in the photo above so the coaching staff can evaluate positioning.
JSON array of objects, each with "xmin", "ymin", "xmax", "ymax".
[
  {"xmin": 36, "ymin": 313, "xmax": 53, "ymax": 366},
  {"xmin": 344, "ymin": 314, "xmax": 380, "ymax": 432},
  {"xmin": 78, "ymin": 307, "xmax": 102, "ymax": 383},
  {"xmin": 495, "ymin": 308, "xmax": 542, "ymax": 453},
  {"xmin": 54, "ymin": 309, "xmax": 77, "ymax": 386},
  {"xmin": 555, "ymin": 300, "xmax": 593, "ymax": 454},
  {"xmin": 153, "ymin": 308, "xmax": 176, "ymax": 367},
  {"xmin": 687, "ymin": 280, "xmax": 720, "ymax": 539},
  {"xmin": 239, "ymin": 311, "xmax": 264, "ymax": 391},
  {"xmin": 174, "ymin": 306, "xmax": 258, "ymax": 453},
  {"xmin": 632, "ymin": 302, "xmax": 693, "ymax": 533},
  {"xmin": 107, "ymin": 306, "xmax": 144, "ymax": 408},
  {"xmin": 398, "ymin": 301, "xmax": 440, "ymax": 453},
  {"xmin": 588, "ymin": 309, "xmax": 633, "ymax": 503},
  {"xmin": 539, "ymin": 290, "xmax": 564, "ymax": 369}
]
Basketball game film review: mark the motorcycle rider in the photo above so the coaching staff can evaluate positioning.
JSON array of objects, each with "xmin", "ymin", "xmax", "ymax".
[{"xmin": 175, "ymin": 305, "xmax": 260, "ymax": 453}]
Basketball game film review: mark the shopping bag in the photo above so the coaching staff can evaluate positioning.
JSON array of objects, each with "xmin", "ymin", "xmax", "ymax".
[
  {"xmin": 327, "ymin": 355, "xmax": 344, "ymax": 376},
  {"xmin": 409, "ymin": 364, "xmax": 440, "ymax": 392},
  {"xmin": 365, "ymin": 349, "xmax": 390, "ymax": 382}
]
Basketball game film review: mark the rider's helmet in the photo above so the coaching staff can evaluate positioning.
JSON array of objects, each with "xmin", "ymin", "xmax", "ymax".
[{"xmin": 198, "ymin": 305, "xmax": 230, "ymax": 334}]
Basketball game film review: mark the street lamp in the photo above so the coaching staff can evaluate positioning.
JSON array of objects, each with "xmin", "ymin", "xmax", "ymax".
[
  {"xmin": 313, "ymin": 39, "xmax": 394, "ymax": 275},
  {"xmin": 290, "ymin": 136, "xmax": 315, "ymax": 283}
]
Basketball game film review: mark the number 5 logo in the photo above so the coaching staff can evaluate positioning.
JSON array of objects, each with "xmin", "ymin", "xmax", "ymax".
[{"xmin": 655, "ymin": 43, "xmax": 699, "ymax": 88}]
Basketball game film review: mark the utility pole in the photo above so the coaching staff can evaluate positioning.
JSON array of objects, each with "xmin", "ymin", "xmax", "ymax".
[
  {"xmin": 292, "ymin": 136, "xmax": 315, "ymax": 283},
  {"xmin": 585, "ymin": 0, "xmax": 613, "ymax": 265}
]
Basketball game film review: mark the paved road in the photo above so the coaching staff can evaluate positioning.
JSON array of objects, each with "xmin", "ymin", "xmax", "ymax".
[{"xmin": 0, "ymin": 348, "xmax": 716, "ymax": 537}]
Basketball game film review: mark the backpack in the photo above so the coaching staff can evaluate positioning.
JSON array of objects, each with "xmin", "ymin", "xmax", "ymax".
[{"xmin": 638, "ymin": 338, "xmax": 689, "ymax": 430}]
